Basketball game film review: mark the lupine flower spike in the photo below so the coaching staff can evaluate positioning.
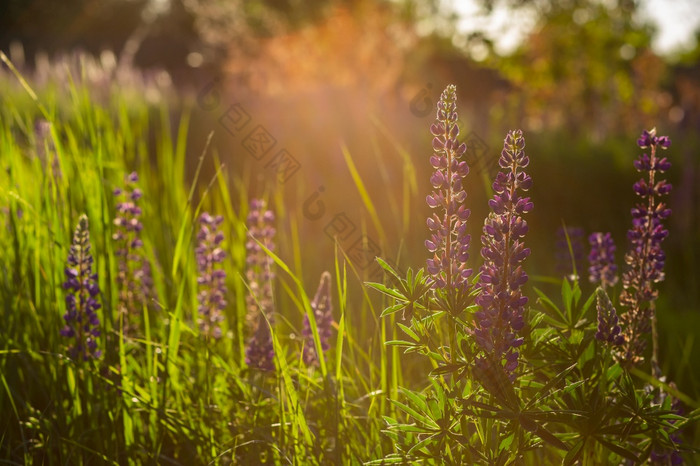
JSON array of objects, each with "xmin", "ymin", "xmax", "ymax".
[
  {"xmin": 595, "ymin": 287, "xmax": 624, "ymax": 346},
  {"xmin": 619, "ymin": 128, "xmax": 671, "ymax": 367},
  {"xmin": 302, "ymin": 271, "xmax": 333, "ymax": 366},
  {"xmin": 425, "ymin": 84, "xmax": 473, "ymax": 313},
  {"xmin": 195, "ymin": 212, "xmax": 227, "ymax": 340},
  {"xmin": 245, "ymin": 199, "xmax": 276, "ymax": 371},
  {"xmin": 113, "ymin": 171, "xmax": 153, "ymax": 332},
  {"xmin": 473, "ymin": 130, "xmax": 533, "ymax": 376},
  {"xmin": 588, "ymin": 232, "xmax": 618, "ymax": 288},
  {"xmin": 61, "ymin": 214, "xmax": 102, "ymax": 360}
]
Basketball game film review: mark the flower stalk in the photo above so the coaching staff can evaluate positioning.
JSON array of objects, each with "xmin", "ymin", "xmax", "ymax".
[
  {"xmin": 473, "ymin": 130, "xmax": 532, "ymax": 376},
  {"xmin": 619, "ymin": 128, "xmax": 671, "ymax": 369}
]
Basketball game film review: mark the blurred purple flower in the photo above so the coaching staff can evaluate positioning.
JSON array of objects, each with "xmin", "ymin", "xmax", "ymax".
[
  {"xmin": 588, "ymin": 232, "xmax": 618, "ymax": 288},
  {"xmin": 473, "ymin": 130, "xmax": 532, "ymax": 376},
  {"xmin": 113, "ymin": 171, "xmax": 154, "ymax": 332},
  {"xmin": 195, "ymin": 212, "xmax": 227, "ymax": 340},
  {"xmin": 61, "ymin": 214, "xmax": 101, "ymax": 360},
  {"xmin": 555, "ymin": 226, "xmax": 585, "ymax": 278},
  {"xmin": 245, "ymin": 317, "xmax": 275, "ymax": 372},
  {"xmin": 620, "ymin": 128, "xmax": 672, "ymax": 366},
  {"xmin": 595, "ymin": 287, "xmax": 624, "ymax": 346},
  {"xmin": 425, "ymin": 84, "xmax": 472, "ymax": 297},
  {"xmin": 245, "ymin": 199, "xmax": 276, "ymax": 370},
  {"xmin": 302, "ymin": 271, "xmax": 333, "ymax": 366}
]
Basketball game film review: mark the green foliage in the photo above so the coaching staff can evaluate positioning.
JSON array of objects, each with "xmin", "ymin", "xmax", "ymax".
[{"xmin": 375, "ymin": 272, "xmax": 697, "ymax": 464}]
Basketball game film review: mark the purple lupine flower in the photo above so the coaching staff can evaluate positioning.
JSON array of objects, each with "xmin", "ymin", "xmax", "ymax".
[
  {"xmin": 595, "ymin": 287, "xmax": 624, "ymax": 346},
  {"xmin": 195, "ymin": 212, "xmax": 227, "ymax": 340},
  {"xmin": 61, "ymin": 214, "xmax": 101, "ymax": 360},
  {"xmin": 588, "ymin": 232, "xmax": 618, "ymax": 288},
  {"xmin": 113, "ymin": 171, "xmax": 153, "ymax": 331},
  {"xmin": 473, "ymin": 130, "xmax": 533, "ymax": 376},
  {"xmin": 555, "ymin": 226, "xmax": 585, "ymax": 278},
  {"xmin": 302, "ymin": 271, "xmax": 333, "ymax": 366},
  {"xmin": 425, "ymin": 85, "xmax": 472, "ymax": 300},
  {"xmin": 619, "ymin": 128, "xmax": 672, "ymax": 366},
  {"xmin": 244, "ymin": 199, "xmax": 276, "ymax": 370},
  {"xmin": 245, "ymin": 316, "xmax": 275, "ymax": 372}
]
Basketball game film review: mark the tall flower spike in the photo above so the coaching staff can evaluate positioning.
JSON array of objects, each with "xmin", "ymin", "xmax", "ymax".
[
  {"xmin": 113, "ymin": 171, "xmax": 153, "ymax": 332},
  {"xmin": 61, "ymin": 214, "xmax": 101, "ymax": 360},
  {"xmin": 619, "ymin": 128, "xmax": 672, "ymax": 367},
  {"xmin": 245, "ymin": 199, "xmax": 276, "ymax": 370},
  {"xmin": 588, "ymin": 232, "xmax": 618, "ymax": 288},
  {"xmin": 195, "ymin": 212, "xmax": 227, "ymax": 340},
  {"xmin": 302, "ymin": 271, "xmax": 333, "ymax": 366},
  {"xmin": 595, "ymin": 287, "xmax": 624, "ymax": 346},
  {"xmin": 473, "ymin": 130, "xmax": 533, "ymax": 376},
  {"xmin": 425, "ymin": 85, "xmax": 472, "ymax": 301}
]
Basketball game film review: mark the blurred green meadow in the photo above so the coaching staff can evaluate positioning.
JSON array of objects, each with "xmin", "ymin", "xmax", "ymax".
[{"xmin": 2, "ymin": 0, "xmax": 700, "ymax": 463}]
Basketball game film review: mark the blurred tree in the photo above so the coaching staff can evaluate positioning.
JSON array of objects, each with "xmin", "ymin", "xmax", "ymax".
[
  {"xmin": 486, "ymin": 0, "xmax": 669, "ymax": 137},
  {"xmin": 0, "ymin": 0, "xmax": 147, "ymax": 58}
]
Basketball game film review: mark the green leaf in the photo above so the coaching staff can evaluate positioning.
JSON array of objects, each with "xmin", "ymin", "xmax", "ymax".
[
  {"xmin": 407, "ymin": 433, "xmax": 438, "ymax": 456},
  {"xmin": 380, "ymin": 302, "xmax": 408, "ymax": 317},
  {"xmin": 498, "ymin": 433, "xmax": 514, "ymax": 452},
  {"xmin": 563, "ymin": 439, "xmax": 585, "ymax": 466},
  {"xmin": 606, "ymin": 363, "xmax": 623, "ymax": 381},
  {"xmin": 595, "ymin": 436, "xmax": 640, "ymax": 462},
  {"xmin": 429, "ymin": 363, "xmax": 463, "ymax": 377},
  {"xmin": 389, "ymin": 399, "xmax": 437, "ymax": 429},
  {"xmin": 375, "ymin": 256, "xmax": 402, "ymax": 281},
  {"xmin": 385, "ymin": 340, "xmax": 418, "ymax": 348},
  {"xmin": 397, "ymin": 322, "xmax": 420, "ymax": 342},
  {"xmin": 366, "ymin": 282, "xmax": 406, "ymax": 301},
  {"xmin": 534, "ymin": 287, "xmax": 567, "ymax": 325},
  {"xmin": 402, "ymin": 388, "xmax": 430, "ymax": 414},
  {"xmin": 532, "ymin": 422, "xmax": 568, "ymax": 450},
  {"xmin": 562, "ymin": 277, "xmax": 574, "ymax": 321},
  {"xmin": 524, "ymin": 363, "xmax": 577, "ymax": 410}
]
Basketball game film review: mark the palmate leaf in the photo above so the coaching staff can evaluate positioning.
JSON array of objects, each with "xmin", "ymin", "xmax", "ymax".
[
  {"xmin": 524, "ymin": 362, "xmax": 577, "ymax": 410},
  {"xmin": 371, "ymin": 259, "xmax": 432, "ymax": 320}
]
